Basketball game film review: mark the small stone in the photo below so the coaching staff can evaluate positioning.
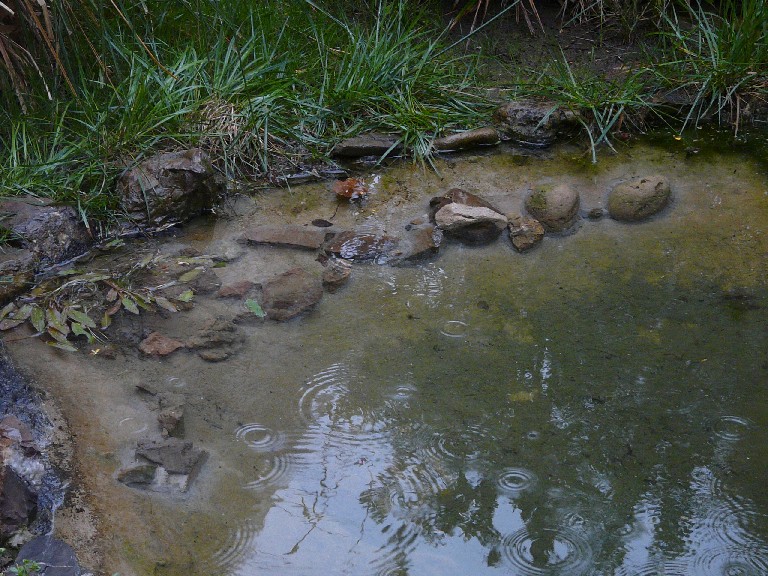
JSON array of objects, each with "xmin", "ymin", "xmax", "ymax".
[
  {"xmin": 608, "ymin": 175, "xmax": 672, "ymax": 222},
  {"xmin": 157, "ymin": 392, "xmax": 185, "ymax": 437},
  {"xmin": 525, "ymin": 184, "xmax": 580, "ymax": 232},
  {"xmin": 186, "ymin": 318, "xmax": 243, "ymax": 361},
  {"xmin": 587, "ymin": 208, "xmax": 605, "ymax": 220},
  {"xmin": 322, "ymin": 258, "xmax": 352, "ymax": 293},
  {"xmin": 117, "ymin": 463, "xmax": 157, "ymax": 487},
  {"xmin": 508, "ymin": 214, "xmax": 545, "ymax": 252},
  {"xmin": 139, "ymin": 332, "xmax": 185, "ymax": 356},
  {"xmin": 261, "ymin": 267, "xmax": 323, "ymax": 321},
  {"xmin": 433, "ymin": 127, "xmax": 500, "ymax": 151},
  {"xmin": 434, "ymin": 203, "xmax": 508, "ymax": 232},
  {"xmin": 323, "ymin": 231, "xmax": 399, "ymax": 262}
]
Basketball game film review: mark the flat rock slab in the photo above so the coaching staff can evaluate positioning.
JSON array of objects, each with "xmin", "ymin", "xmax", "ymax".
[
  {"xmin": 433, "ymin": 127, "xmax": 500, "ymax": 151},
  {"xmin": 261, "ymin": 267, "xmax": 323, "ymax": 321},
  {"xmin": 608, "ymin": 175, "xmax": 672, "ymax": 222},
  {"xmin": 240, "ymin": 224, "xmax": 335, "ymax": 250},
  {"xmin": 390, "ymin": 224, "xmax": 443, "ymax": 263},
  {"xmin": 136, "ymin": 437, "xmax": 206, "ymax": 475},
  {"xmin": 323, "ymin": 231, "xmax": 400, "ymax": 262},
  {"xmin": 331, "ymin": 133, "xmax": 402, "ymax": 158},
  {"xmin": 139, "ymin": 332, "xmax": 185, "ymax": 356},
  {"xmin": 16, "ymin": 535, "xmax": 81, "ymax": 576},
  {"xmin": 525, "ymin": 183, "xmax": 580, "ymax": 232},
  {"xmin": 434, "ymin": 203, "xmax": 508, "ymax": 232}
]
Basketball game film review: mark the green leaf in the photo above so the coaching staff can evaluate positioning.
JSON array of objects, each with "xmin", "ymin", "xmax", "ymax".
[
  {"xmin": 100, "ymin": 312, "xmax": 112, "ymax": 329},
  {"xmin": 47, "ymin": 341, "xmax": 78, "ymax": 353},
  {"xmin": 213, "ymin": 261, "xmax": 227, "ymax": 268},
  {"xmin": 0, "ymin": 303, "xmax": 16, "ymax": 321},
  {"xmin": 176, "ymin": 290, "xmax": 194, "ymax": 302},
  {"xmin": 154, "ymin": 296, "xmax": 178, "ymax": 313},
  {"xmin": 0, "ymin": 318, "xmax": 25, "ymax": 331},
  {"xmin": 67, "ymin": 309, "xmax": 97, "ymax": 328},
  {"xmin": 46, "ymin": 308, "xmax": 69, "ymax": 334},
  {"xmin": 121, "ymin": 297, "xmax": 140, "ymax": 315},
  {"xmin": 15, "ymin": 304, "xmax": 33, "ymax": 321},
  {"xmin": 179, "ymin": 268, "xmax": 202, "ymax": 283},
  {"xmin": 47, "ymin": 326, "xmax": 70, "ymax": 343},
  {"xmin": 245, "ymin": 299, "xmax": 266, "ymax": 318},
  {"xmin": 105, "ymin": 238, "xmax": 124, "ymax": 248},
  {"xmin": 30, "ymin": 306, "xmax": 45, "ymax": 332},
  {"xmin": 56, "ymin": 268, "xmax": 81, "ymax": 276}
]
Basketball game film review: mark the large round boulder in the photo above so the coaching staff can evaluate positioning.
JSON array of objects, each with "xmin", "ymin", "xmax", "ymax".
[
  {"xmin": 608, "ymin": 175, "xmax": 672, "ymax": 222},
  {"xmin": 525, "ymin": 184, "xmax": 580, "ymax": 232}
]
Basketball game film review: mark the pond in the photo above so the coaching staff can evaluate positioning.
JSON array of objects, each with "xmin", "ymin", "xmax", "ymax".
[{"xmin": 7, "ymin": 137, "xmax": 768, "ymax": 575}]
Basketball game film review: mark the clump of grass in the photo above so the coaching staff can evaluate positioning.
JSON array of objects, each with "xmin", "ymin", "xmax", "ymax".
[{"xmin": 656, "ymin": 0, "xmax": 768, "ymax": 132}]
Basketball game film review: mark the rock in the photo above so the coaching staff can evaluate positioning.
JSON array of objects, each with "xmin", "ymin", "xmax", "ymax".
[
  {"xmin": 186, "ymin": 318, "xmax": 243, "ymax": 362},
  {"xmin": 15, "ymin": 535, "xmax": 81, "ymax": 576},
  {"xmin": 390, "ymin": 224, "xmax": 443, "ymax": 262},
  {"xmin": 331, "ymin": 133, "xmax": 402, "ymax": 158},
  {"xmin": 493, "ymin": 99, "xmax": 579, "ymax": 147},
  {"xmin": 433, "ymin": 127, "xmax": 500, "ymax": 151},
  {"xmin": 261, "ymin": 268, "xmax": 323, "ymax": 321},
  {"xmin": 0, "ymin": 466, "xmax": 37, "ymax": 542},
  {"xmin": 321, "ymin": 258, "xmax": 353, "ymax": 293},
  {"xmin": 587, "ymin": 208, "xmax": 605, "ymax": 220},
  {"xmin": 0, "ymin": 198, "xmax": 92, "ymax": 266},
  {"xmin": 216, "ymin": 280, "xmax": 255, "ymax": 298},
  {"xmin": 525, "ymin": 184, "xmax": 580, "ymax": 232},
  {"xmin": 138, "ymin": 332, "xmax": 185, "ymax": 357},
  {"xmin": 0, "ymin": 416, "xmax": 36, "ymax": 455},
  {"xmin": 608, "ymin": 175, "xmax": 672, "ymax": 222},
  {"xmin": 157, "ymin": 392, "xmax": 185, "ymax": 437},
  {"xmin": 135, "ymin": 437, "xmax": 206, "ymax": 476},
  {"xmin": 434, "ymin": 203, "xmax": 508, "ymax": 232},
  {"xmin": 323, "ymin": 231, "xmax": 400, "ymax": 262},
  {"xmin": 240, "ymin": 224, "xmax": 334, "ymax": 250},
  {"xmin": 508, "ymin": 214, "xmax": 545, "ymax": 252},
  {"xmin": 117, "ymin": 148, "xmax": 224, "ymax": 227},
  {"xmin": 430, "ymin": 188, "xmax": 507, "ymax": 246},
  {"xmin": 116, "ymin": 463, "xmax": 157, "ymax": 487}
]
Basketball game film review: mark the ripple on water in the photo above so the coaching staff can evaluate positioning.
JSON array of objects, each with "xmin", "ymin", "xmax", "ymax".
[
  {"xmin": 712, "ymin": 415, "xmax": 753, "ymax": 442},
  {"xmin": 298, "ymin": 362, "xmax": 352, "ymax": 423},
  {"xmin": 692, "ymin": 546, "xmax": 768, "ymax": 576},
  {"xmin": 500, "ymin": 528, "xmax": 593, "ymax": 575},
  {"xmin": 242, "ymin": 453, "xmax": 293, "ymax": 490},
  {"xmin": 701, "ymin": 504, "xmax": 766, "ymax": 549},
  {"xmin": 208, "ymin": 518, "xmax": 258, "ymax": 572},
  {"xmin": 117, "ymin": 417, "xmax": 148, "ymax": 436},
  {"xmin": 421, "ymin": 424, "xmax": 490, "ymax": 464},
  {"xmin": 496, "ymin": 467, "xmax": 538, "ymax": 497},
  {"xmin": 440, "ymin": 320, "xmax": 468, "ymax": 338},
  {"xmin": 371, "ymin": 523, "xmax": 421, "ymax": 576},
  {"xmin": 235, "ymin": 423, "xmax": 286, "ymax": 452},
  {"xmin": 614, "ymin": 559, "xmax": 690, "ymax": 576}
]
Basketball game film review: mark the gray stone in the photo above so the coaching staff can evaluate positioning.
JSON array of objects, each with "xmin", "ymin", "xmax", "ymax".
[
  {"xmin": 321, "ymin": 258, "xmax": 353, "ymax": 293},
  {"xmin": 434, "ymin": 203, "xmax": 508, "ymax": 232},
  {"xmin": 433, "ymin": 127, "xmax": 500, "ymax": 151},
  {"xmin": 116, "ymin": 463, "xmax": 157, "ymax": 487},
  {"xmin": 429, "ymin": 189, "xmax": 506, "ymax": 246},
  {"xmin": 136, "ymin": 437, "xmax": 206, "ymax": 475},
  {"xmin": 117, "ymin": 148, "xmax": 224, "ymax": 227},
  {"xmin": 608, "ymin": 175, "xmax": 672, "ymax": 222},
  {"xmin": 0, "ymin": 198, "xmax": 92, "ymax": 266},
  {"xmin": 16, "ymin": 535, "xmax": 81, "ymax": 576},
  {"xmin": 157, "ymin": 392, "xmax": 185, "ymax": 437},
  {"xmin": 508, "ymin": 214, "xmax": 545, "ymax": 252},
  {"xmin": 331, "ymin": 133, "xmax": 402, "ymax": 158},
  {"xmin": 525, "ymin": 184, "xmax": 580, "ymax": 232},
  {"xmin": 323, "ymin": 231, "xmax": 400, "ymax": 262},
  {"xmin": 0, "ymin": 466, "xmax": 37, "ymax": 541},
  {"xmin": 186, "ymin": 318, "xmax": 243, "ymax": 362},
  {"xmin": 493, "ymin": 100, "xmax": 579, "ymax": 147},
  {"xmin": 261, "ymin": 267, "xmax": 323, "ymax": 321},
  {"xmin": 390, "ymin": 224, "xmax": 443, "ymax": 263},
  {"xmin": 240, "ymin": 225, "xmax": 334, "ymax": 250}
]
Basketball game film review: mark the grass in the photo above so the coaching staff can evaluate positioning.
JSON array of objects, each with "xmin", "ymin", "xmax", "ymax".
[{"xmin": 1, "ymin": 0, "xmax": 767, "ymax": 229}]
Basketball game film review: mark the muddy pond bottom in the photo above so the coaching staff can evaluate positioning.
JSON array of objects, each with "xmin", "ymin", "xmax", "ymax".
[{"xmin": 8, "ymin": 140, "xmax": 768, "ymax": 575}]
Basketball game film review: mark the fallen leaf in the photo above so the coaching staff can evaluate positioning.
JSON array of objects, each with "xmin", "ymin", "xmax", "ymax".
[{"xmin": 332, "ymin": 178, "xmax": 368, "ymax": 200}]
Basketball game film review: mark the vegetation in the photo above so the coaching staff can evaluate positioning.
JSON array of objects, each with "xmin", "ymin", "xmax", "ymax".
[{"xmin": 0, "ymin": 0, "xmax": 766, "ymax": 227}]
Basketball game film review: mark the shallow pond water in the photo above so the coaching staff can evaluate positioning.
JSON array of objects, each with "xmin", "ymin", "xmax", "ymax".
[{"xmin": 7, "ymin": 138, "xmax": 768, "ymax": 575}]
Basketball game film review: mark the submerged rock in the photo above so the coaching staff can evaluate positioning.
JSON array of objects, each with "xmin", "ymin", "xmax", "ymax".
[
  {"xmin": 508, "ymin": 214, "xmax": 545, "ymax": 252},
  {"xmin": 390, "ymin": 223, "xmax": 443, "ymax": 262},
  {"xmin": 430, "ymin": 188, "xmax": 507, "ymax": 246},
  {"xmin": 117, "ymin": 148, "xmax": 224, "ymax": 227},
  {"xmin": 608, "ymin": 175, "xmax": 672, "ymax": 222},
  {"xmin": 240, "ymin": 224, "xmax": 335, "ymax": 250},
  {"xmin": 15, "ymin": 535, "xmax": 82, "ymax": 576},
  {"xmin": 433, "ymin": 127, "xmax": 500, "ymax": 151},
  {"xmin": 323, "ymin": 231, "xmax": 400, "ymax": 262},
  {"xmin": 0, "ymin": 466, "xmax": 37, "ymax": 542},
  {"xmin": 138, "ymin": 332, "xmax": 185, "ymax": 357},
  {"xmin": 493, "ymin": 99, "xmax": 579, "ymax": 147},
  {"xmin": 261, "ymin": 268, "xmax": 323, "ymax": 321},
  {"xmin": 136, "ymin": 437, "xmax": 206, "ymax": 476},
  {"xmin": 186, "ymin": 318, "xmax": 243, "ymax": 362},
  {"xmin": 321, "ymin": 257, "xmax": 353, "ymax": 293},
  {"xmin": 216, "ymin": 280, "xmax": 255, "ymax": 299},
  {"xmin": 525, "ymin": 183, "xmax": 580, "ymax": 232}
]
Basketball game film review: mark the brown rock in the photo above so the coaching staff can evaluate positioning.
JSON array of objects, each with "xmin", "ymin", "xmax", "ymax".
[
  {"xmin": 525, "ymin": 184, "xmax": 580, "ymax": 232},
  {"xmin": 493, "ymin": 99, "xmax": 579, "ymax": 147},
  {"xmin": 608, "ymin": 175, "xmax": 672, "ymax": 222},
  {"xmin": 186, "ymin": 318, "xmax": 243, "ymax": 361},
  {"xmin": 322, "ymin": 258, "xmax": 353, "ymax": 293},
  {"xmin": 139, "ymin": 332, "xmax": 185, "ymax": 356},
  {"xmin": 390, "ymin": 224, "xmax": 443, "ymax": 262},
  {"xmin": 262, "ymin": 267, "xmax": 323, "ymax": 321},
  {"xmin": 157, "ymin": 392, "xmax": 185, "ymax": 437},
  {"xmin": 0, "ymin": 465, "xmax": 37, "ymax": 540},
  {"xmin": 331, "ymin": 133, "xmax": 403, "ymax": 158},
  {"xmin": 434, "ymin": 203, "xmax": 508, "ymax": 232},
  {"xmin": 240, "ymin": 225, "xmax": 334, "ymax": 250},
  {"xmin": 433, "ymin": 127, "xmax": 500, "ymax": 151},
  {"xmin": 217, "ymin": 280, "xmax": 255, "ymax": 298},
  {"xmin": 117, "ymin": 463, "xmax": 157, "ymax": 487},
  {"xmin": 508, "ymin": 214, "xmax": 545, "ymax": 252}
]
